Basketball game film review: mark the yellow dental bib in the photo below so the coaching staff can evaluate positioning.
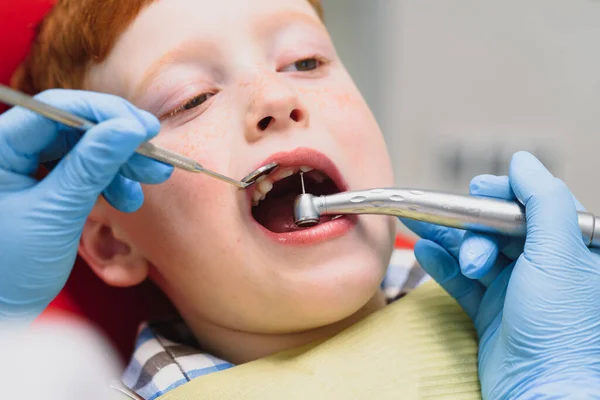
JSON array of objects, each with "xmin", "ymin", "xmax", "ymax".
[{"xmin": 159, "ymin": 282, "xmax": 481, "ymax": 400}]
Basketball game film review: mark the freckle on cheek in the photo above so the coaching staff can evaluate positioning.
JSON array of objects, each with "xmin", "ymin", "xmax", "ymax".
[{"xmin": 303, "ymin": 86, "xmax": 363, "ymax": 112}]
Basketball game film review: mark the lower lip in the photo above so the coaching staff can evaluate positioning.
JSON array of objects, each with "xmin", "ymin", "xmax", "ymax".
[{"xmin": 252, "ymin": 215, "xmax": 358, "ymax": 245}]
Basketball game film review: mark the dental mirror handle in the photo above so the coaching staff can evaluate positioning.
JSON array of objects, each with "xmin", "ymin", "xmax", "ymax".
[{"xmin": 296, "ymin": 188, "xmax": 600, "ymax": 249}]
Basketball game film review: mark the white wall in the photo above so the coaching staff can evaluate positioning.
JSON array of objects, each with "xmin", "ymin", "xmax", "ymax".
[{"xmin": 323, "ymin": 0, "xmax": 600, "ymax": 206}]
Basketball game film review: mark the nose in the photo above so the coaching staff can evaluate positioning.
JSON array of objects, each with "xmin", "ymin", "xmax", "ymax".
[{"xmin": 244, "ymin": 74, "xmax": 309, "ymax": 142}]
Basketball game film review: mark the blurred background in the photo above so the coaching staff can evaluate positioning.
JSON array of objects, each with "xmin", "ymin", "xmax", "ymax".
[{"xmin": 322, "ymin": 0, "xmax": 600, "ymax": 207}]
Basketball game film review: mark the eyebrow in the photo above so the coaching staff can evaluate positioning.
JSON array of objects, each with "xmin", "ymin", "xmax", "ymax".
[{"xmin": 132, "ymin": 10, "xmax": 326, "ymax": 100}]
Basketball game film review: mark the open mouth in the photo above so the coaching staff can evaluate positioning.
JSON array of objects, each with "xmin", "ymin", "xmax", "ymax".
[{"xmin": 251, "ymin": 167, "xmax": 343, "ymax": 233}]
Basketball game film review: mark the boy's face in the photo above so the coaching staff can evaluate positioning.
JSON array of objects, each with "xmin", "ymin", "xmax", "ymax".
[{"xmin": 84, "ymin": 0, "xmax": 395, "ymax": 334}]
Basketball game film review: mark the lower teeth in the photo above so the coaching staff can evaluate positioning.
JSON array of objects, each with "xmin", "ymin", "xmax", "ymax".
[{"xmin": 332, "ymin": 215, "xmax": 343, "ymax": 220}]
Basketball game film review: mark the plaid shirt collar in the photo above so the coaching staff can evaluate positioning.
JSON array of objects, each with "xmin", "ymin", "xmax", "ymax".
[
  {"xmin": 122, "ymin": 249, "xmax": 425, "ymax": 400},
  {"xmin": 121, "ymin": 320, "xmax": 234, "ymax": 400}
]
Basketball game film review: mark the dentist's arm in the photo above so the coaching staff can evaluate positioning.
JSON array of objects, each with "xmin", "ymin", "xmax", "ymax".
[
  {"xmin": 0, "ymin": 89, "xmax": 172, "ymax": 322},
  {"xmin": 403, "ymin": 152, "xmax": 600, "ymax": 399}
]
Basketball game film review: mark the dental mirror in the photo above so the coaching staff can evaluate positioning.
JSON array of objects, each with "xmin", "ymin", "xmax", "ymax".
[{"xmin": 239, "ymin": 162, "xmax": 279, "ymax": 187}]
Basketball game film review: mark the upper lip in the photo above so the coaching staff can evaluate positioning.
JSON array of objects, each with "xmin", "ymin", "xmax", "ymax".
[{"xmin": 245, "ymin": 147, "xmax": 348, "ymax": 206}]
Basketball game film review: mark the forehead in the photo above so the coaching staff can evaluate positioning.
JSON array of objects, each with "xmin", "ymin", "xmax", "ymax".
[
  {"xmin": 128, "ymin": 0, "xmax": 318, "ymax": 36},
  {"xmin": 87, "ymin": 0, "xmax": 322, "ymax": 96}
]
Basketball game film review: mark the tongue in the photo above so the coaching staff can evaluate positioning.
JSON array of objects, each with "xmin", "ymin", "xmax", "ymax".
[{"xmin": 252, "ymin": 192, "xmax": 303, "ymax": 233}]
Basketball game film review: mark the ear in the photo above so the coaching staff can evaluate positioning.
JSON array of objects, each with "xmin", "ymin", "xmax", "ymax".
[{"xmin": 79, "ymin": 216, "xmax": 149, "ymax": 288}]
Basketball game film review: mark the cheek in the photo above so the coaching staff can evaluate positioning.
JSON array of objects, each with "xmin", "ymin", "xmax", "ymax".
[
  {"xmin": 117, "ymin": 173, "xmax": 247, "ymax": 299},
  {"xmin": 113, "ymin": 119, "xmax": 243, "ymax": 277},
  {"xmin": 124, "ymin": 176, "xmax": 219, "ymax": 254},
  {"xmin": 153, "ymin": 104, "xmax": 240, "ymax": 170},
  {"xmin": 302, "ymin": 76, "xmax": 394, "ymax": 185}
]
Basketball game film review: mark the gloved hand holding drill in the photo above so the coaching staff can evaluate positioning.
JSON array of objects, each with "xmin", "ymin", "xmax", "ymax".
[{"xmin": 404, "ymin": 152, "xmax": 600, "ymax": 399}]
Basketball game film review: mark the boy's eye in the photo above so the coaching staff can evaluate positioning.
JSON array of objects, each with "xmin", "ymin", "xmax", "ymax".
[
  {"xmin": 281, "ymin": 57, "xmax": 322, "ymax": 72},
  {"xmin": 294, "ymin": 58, "xmax": 319, "ymax": 71},
  {"xmin": 165, "ymin": 92, "xmax": 215, "ymax": 119},
  {"xmin": 182, "ymin": 93, "xmax": 214, "ymax": 110}
]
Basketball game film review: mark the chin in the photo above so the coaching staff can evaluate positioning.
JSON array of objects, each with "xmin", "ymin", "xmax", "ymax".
[{"xmin": 267, "ymin": 217, "xmax": 395, "ymax": 332}]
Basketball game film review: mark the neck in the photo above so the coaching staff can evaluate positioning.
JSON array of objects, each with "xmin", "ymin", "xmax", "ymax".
[{"xmin": 181, "ymin": 291, "xmax": 386, "ymax": 365}]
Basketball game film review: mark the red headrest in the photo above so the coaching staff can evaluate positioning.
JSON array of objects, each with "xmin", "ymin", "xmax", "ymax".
[{"xmin": 0, "ymin": 0, "xmax": 56, "ymax": 85}]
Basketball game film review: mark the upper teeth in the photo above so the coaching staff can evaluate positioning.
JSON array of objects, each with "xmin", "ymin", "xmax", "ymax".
[{"xmin": 251, "ymin": 166, "xmax": 313, "ymax": 207}]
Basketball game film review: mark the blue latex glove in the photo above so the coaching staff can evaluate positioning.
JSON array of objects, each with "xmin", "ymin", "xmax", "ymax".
[
  {"xmin": 0, "ymin": 89, "xmax": 173, "ymax": 321},
  {"xmin": 403, "ymin": 152, "xmax": 600, "ymax": 399}
]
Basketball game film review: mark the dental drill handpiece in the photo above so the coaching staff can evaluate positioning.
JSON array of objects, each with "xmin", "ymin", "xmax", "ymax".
[{"xmin": 294, "ymin": 188, "xmax": 600, "ymax": 249}]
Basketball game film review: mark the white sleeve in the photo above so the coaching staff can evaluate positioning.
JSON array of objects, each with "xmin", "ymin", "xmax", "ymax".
[{"xmin": 0, "ymin": 319, "xmax": 123, "ymax": 399}]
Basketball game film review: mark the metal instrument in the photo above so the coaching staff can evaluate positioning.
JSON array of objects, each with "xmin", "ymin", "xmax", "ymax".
[
  {"xmin": 294, "ymin": 188, "xmax": 600, "ymax": 249},
  {"xmin": 0, "ymin": 84, "xmax": 277, "ymax": 189}
]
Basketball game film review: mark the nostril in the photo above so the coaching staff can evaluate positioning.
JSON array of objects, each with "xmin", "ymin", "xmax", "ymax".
[
  {"xmin": 257, "ymin": 117, "xmax": 273, "ymax": 131},
  {"xmin": 290, "ymin": 109, "xmax": 302, "ymax": 122}
]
